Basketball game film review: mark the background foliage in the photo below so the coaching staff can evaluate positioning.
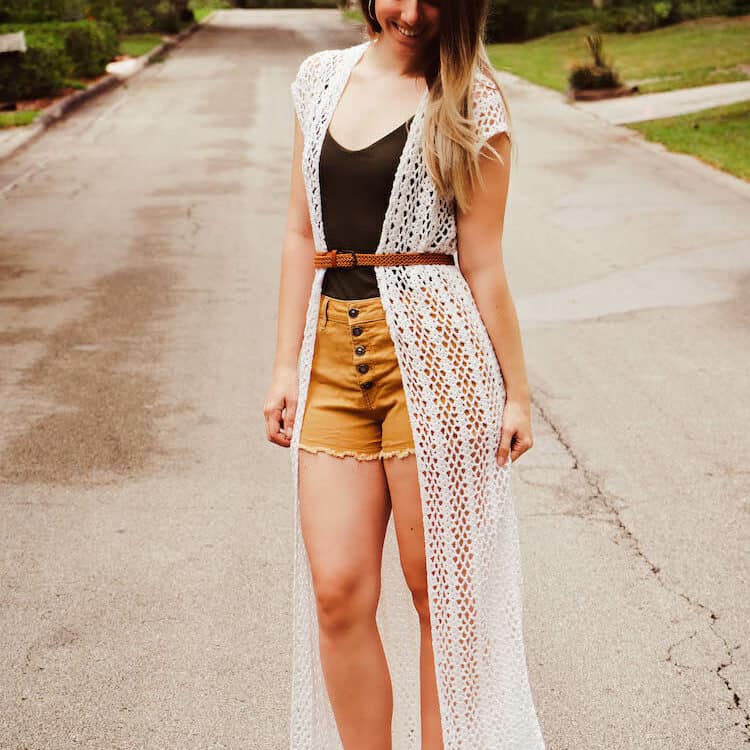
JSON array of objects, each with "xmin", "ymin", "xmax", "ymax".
[
  {"xmin": 485, "ymin": 0, "xmax": 750, "ymax": 42},
  {"xmin": 0, "ymin": 1, "xmax": 194, "ymax": 32}
]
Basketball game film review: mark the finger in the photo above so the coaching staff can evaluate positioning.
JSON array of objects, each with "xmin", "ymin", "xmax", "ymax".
[
  {"xmin": 282, "ymin": 400, "xmax": 297, "ymax": 440},
  {"xmin": 510, "ymin": 434, "xmax": 533, "ymax": 462},
  {"xmin": 497, "ymin": 423, "xmax": 514, "ymax": 466},
  {"xmin": 267, "ymin": 420, "xmax": 291, "ymax": 447},
  {"xmin": 265, "ymin": 405, "xmax": 287, "ymax": 444}
]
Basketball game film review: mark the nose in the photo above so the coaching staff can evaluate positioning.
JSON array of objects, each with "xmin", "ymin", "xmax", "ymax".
[{"xmin": 401, "ymin": 0, "xmax": 420, "ymax": 24}]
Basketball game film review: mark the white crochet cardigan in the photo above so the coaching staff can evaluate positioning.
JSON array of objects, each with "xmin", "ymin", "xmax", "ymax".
[{"xmin": 288, "ymin": 39, "xmax": 546, "ymax": 750}]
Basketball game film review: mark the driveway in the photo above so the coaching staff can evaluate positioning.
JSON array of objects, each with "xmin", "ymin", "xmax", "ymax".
[{"xmin": 0, "ymin": 9, "xmax": 748, "ymax": 749}]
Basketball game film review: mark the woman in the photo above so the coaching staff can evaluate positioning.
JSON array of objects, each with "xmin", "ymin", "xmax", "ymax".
[{"xmin": 264, "ymin": 0, "xmax": 546, "ymax": 747}]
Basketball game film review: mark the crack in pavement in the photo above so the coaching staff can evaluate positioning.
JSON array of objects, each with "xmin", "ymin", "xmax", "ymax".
[
  {"xmin": 531, "ymin": 392, "xmax": 750, "ymax": 743},
  {"xmin": 665, "ymin": 629, "xmax": 699, "ymax": 671}
]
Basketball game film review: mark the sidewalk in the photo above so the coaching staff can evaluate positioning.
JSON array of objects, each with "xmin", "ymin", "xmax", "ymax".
[{"xmin": 573, "ymin": 78, "xmax": 750, "ymax": 124}]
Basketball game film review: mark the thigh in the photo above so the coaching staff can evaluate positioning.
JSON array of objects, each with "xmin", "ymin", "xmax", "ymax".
[
  {"xmin": 299, "ymin": 449, "xmax": 392, "ymax": 595},
  {"xmin": 382, "ymin": 454, "xmax": 427, "ymax": 599}
]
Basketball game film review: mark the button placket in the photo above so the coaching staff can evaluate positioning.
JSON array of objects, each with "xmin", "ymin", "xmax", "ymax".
[{"xmin": 349, "ymin": 318, "xmax": 377, "ymax": 407}]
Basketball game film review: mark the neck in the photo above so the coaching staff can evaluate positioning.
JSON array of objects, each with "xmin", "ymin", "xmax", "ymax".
[{"xmin": 367, "ymin": 34, "xmax": 423, "ymax": 79}]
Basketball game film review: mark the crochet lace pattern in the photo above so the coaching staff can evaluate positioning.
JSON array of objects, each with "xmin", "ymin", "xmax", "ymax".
[{"xmin": 288, "ymin": 40, "xmax": 546, "ymax": 750}]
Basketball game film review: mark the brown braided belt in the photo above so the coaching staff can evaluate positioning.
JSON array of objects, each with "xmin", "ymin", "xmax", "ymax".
[{"xmin": 313, "ymin": 249, "xmax": 455, "ymax": 268}]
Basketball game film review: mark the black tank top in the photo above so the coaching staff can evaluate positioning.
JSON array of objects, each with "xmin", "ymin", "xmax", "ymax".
[{"xmin": 319, "ymin": 115, "xmax": 414, "ymax": 300}]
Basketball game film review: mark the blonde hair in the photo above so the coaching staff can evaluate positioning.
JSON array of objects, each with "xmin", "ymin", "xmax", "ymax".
[{"xmin": 359, "ymin": 0, "xmax": 516, "ymax": 214}]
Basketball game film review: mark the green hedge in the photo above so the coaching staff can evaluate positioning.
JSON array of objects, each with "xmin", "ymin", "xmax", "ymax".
[
  {"xmin": 597, "ymin": 1, "xmax": 750, "ymax": 32},
  {"xmin": 0, "ymin": 42, "xmax": 69, "ymax": 99},
  {"xmin": 0, "ymin": 0, "xmax": 193, "ymax": 32},
  {"xmin": 0, "ymin": 19, "xmax": 118, "ymax": 100},
  {"xmin": 486, "ymin": 1, "xmax": 595, "ymax": 42},
  {"xmin": 0, "ymin": 0, "xmax": 87, "ymax": 23},
  {"xmin": 234, "ymin": 0, "xmax": 337, "ymax": 6},
  {"xmin": 485, "ymin": 0, "xmax": 750, "ymax": 41},
  {"xmin": 65, "ymin": 20, "xmax": 118, "ymax": 76}
]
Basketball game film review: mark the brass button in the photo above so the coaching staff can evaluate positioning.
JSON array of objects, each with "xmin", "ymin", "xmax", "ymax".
[
  {"xmin": 351, "ymin": 326, "xmax": 363, "ymax": 336},
  {"xmin": 357, "ymin": 363, "xmax": 369, "ymax": 374},
  {"xmin": 355, "ymin": 345, "xmax": 366, "ymax": 356},
  {"xmin": 348, "ymin": 307, "xmax": 359, "ymax": 318}
]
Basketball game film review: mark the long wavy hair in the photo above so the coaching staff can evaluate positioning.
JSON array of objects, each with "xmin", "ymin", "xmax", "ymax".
[{"xmin": 358, "ymin": 0, "xmax": 515, "ymax": 214}]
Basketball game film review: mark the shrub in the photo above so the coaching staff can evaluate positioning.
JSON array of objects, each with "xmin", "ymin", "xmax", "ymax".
[
  {"xmin": 234, "ymin": 0, "xmax": 337, "ymax": 7},
  {"xmin": 485, "ymin": 1, "xmax": 528, "ymax": 42},
  {"xmin": 0, "ymin": 40, "xmax": 70, "ymax": 100},
  {"xmin": 0, "ymin": 0, "xmax": 195, "ymax": 32},
  {"xmin": 129, "ymin": 8, "xmax": 153, "ymax": 31},
  {"xmin": 96, "ymin": 4, "xmax": 128, "ymax": 33},
  {"xmin": 0, "ymin": 0, "xmax": 87, "ymax": 23},
  {"xmin": 0, "ymin": 19, "xmax": 120, "ymax": 99},
  {"xmin": 64, "ymin": 20, "xmax": 118, "ymax": 76},
  {"xmin": 545, "ymin": 8, "xmax": 597, "ymax": 33},
  {"xmin": 596, "ymin": 7, "xmax": 661, "ymax": 32},
  {"xmin": 675, "ymin": 0, "xmax": 745, "ymax": 17},
  {"xmin": 568, "ymin": 33, "xmax": 623, "ymax": 90},
  {"xmin": 483, "ymin": 0, "xmax": 747, "ymax": 41},
  {"xmin": 485, "ymin": 0, "xmax": 596, "ymax": 43},
  {"xmin": 152, "ymin": 0, "xmax": 180, "ymax": 32},
  {"xmin": 569, "ymin": 64, "xmax": 621, "ymax": 89}
]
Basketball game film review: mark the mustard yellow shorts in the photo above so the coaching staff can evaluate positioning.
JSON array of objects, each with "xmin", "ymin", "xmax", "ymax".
[{"xmin": 299, "ymin": 294, "xmax": 416, "ymax": 461}]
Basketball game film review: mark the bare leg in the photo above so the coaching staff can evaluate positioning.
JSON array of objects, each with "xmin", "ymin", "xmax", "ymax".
[
  {"xmin": 383, "ymin": 454, "xmax": 444, "ymax": 750},
  {"xmin": 299, "ymin": 449, "xmax": 394, "ymax": 750}
]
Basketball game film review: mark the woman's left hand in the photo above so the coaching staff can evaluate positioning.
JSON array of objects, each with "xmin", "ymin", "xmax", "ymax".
[{"xmin": 497, "ymin": 398, "xmax": 533, "ymax": 467}]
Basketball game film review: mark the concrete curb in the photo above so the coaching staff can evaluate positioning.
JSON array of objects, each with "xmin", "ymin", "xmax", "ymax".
[{"xmin": 0, "ymin": 17, "xmax": 210, "ymax": 164}]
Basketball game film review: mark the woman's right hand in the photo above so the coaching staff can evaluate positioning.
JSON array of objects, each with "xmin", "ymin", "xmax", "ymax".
[{"xmin": 264, "ymin": 364, "xmax": 298, "ymax": 448}]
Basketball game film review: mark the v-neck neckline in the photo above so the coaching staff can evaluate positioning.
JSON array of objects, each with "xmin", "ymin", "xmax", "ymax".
[
  {"xmin": 326, "ymin": 114, "xmax": 415, "ymax": 154},
  {"xmin": 319, "ymin": 41, "xmax": 430, "ymax": 255}
]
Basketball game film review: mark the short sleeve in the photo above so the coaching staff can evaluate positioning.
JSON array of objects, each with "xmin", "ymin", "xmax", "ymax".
[
  {"xmin": 471, "ymin": 70, "xmax": 511, "ymax": 149},
  {"xmin": 290, "ymin": 51, "xmax": 325, "ymax": 131}
]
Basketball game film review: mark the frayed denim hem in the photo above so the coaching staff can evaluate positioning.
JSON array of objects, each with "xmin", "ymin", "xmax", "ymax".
[{"xmin": 299, "ymin": 443, "xmax": 416, "ymax": 461}]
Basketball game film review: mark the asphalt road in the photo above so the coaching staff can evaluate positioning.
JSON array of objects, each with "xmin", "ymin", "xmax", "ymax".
[{"xmin": 1, "ymin": 9, "xmax": 748, "ymax": 750}]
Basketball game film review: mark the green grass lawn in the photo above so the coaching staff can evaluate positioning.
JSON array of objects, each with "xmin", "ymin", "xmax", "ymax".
[
  {"xmin": 487, "ymin": 15, "xmax": 750, "ymax": 94},
  {"xmin": 119, "ymin": 33, "xmax": 164, "ymax": 58},
  {"xmin": 343, "ymin": 7, "xmax": 365, "ymax": 24},
  {"xmin": 190, "ymin": 0, "xmax": 232, "ymax": 22},
  {"xmin": 0, "ymin": 110, "xmax": 41, "ymax": 129},
  {"xmin": 627, "ymin": 100, "xmax": 750, "ymax": 181}
]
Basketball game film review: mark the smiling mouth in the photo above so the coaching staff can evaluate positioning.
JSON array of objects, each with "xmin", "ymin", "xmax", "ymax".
[{"xmin": 392, "ymin": 21, "xmax": 423, "ymax": 38}]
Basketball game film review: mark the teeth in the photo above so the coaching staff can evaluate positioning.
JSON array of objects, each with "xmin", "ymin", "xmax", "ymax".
[{"xmin": 395, "ymin": 23, "xmax": 420, "ymax": 37}]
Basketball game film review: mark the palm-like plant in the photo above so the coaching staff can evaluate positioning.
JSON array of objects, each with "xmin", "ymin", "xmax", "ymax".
[{"xmin": 568, "ymin": 30, "xmax": 622, "ymax": 90}]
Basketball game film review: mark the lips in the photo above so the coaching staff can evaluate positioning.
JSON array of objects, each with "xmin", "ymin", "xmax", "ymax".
[{"xmin": 392, "ymin": 20, "xmax": 422, "ymax": 38}]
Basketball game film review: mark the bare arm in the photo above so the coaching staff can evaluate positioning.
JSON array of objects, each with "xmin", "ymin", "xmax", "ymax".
[
  {"xmin": 456, "ymin": 132, "xmax": 533, "ymax": 465},
  {"xmin": 264, "ymin": 113, "xmax": 316, "ymax": 447}
]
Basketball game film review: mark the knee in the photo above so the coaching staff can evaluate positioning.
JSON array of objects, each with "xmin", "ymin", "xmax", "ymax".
[{"xmin": 314, "ymin": 574, "xmax": 378, "ymax": 636}]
